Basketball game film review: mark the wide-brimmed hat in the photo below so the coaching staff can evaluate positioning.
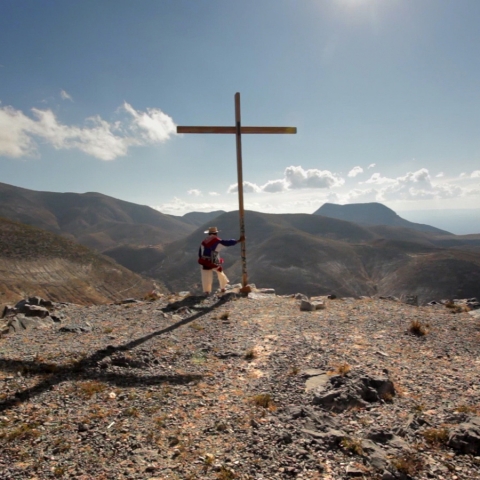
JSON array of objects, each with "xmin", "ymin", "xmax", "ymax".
[{"xmin": 204, "ymin": 226, "xmax": 219, "ymax": 234}]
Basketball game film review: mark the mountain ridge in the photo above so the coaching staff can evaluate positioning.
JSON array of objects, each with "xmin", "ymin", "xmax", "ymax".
[
  {"xmin": 0, "ymin": 182, "xmax": 195, "ymax": 251},
  {"xmin": 314, "ymin": 202, "xmax": 451, "ymax": 235}
]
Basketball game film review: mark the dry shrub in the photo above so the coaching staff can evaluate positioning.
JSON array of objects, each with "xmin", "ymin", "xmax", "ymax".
[
  {"xmin": 251, "ymin": 393, "xmax": 274, "ymax": 409},
  {"xmin": 123, "ymin": 406, "xmax": 139, "ymax": 417},
  {"xmin": 445, "ymin": 301, "xmax": 470, "ymax": 313},
  {"xmin": 244, "ymin": 348, "xmax": 257, "ymax": 360},
  {"xmin": 381, "ymin": 391, "xmax": 394, "ymax": 403},
  {"xmin": 217, "ymin": 466, "xmax": 236, "ymax": 479},
  {"xmin": 455, "ymin": 404, "xmax": 478, "ymax": 414},
  {"xmin": 329, "ymin": 363, "xmax": 351, "ymax": 376},
  {"xmin": 392, "ymin": 453, "xmax": 424, "ymax": 476},
  {"xmin": 409, "ymin": 320, "xmax": 427, "ymax": 336},
  {"xmin": 1, "ymin": 422, "xmax": 41, "ymax": 441},
  {"xmin": 78, "ymin": 381, "xmax": 106, "ymax": 399},
  {"xmin": 421, "ymin": 427, "xmax": 449, "ymax": 445},
  {"xmin": 341, "ymin": 437, "xmax": 364, "ymax": 455},
  {"xmin": 288, "ymin": 365, "xmax": 300, "ymax": 376},
  {"xmin": 189, "ymin": 322, "xmax": 204, "ymax": 331}
]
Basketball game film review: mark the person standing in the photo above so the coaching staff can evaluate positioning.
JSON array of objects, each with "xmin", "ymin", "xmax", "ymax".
[{"xmin": 198, "ymin": 227, "xmax": 245, "ymax": 295}]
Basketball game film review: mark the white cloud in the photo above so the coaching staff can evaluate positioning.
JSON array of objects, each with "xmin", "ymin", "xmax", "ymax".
[
  {"xmin": 345, "ymin": 188, "xmax": 380, "ymax": 203},
  {"xmin": 227, "ymin": 181, "xmax": 262, "ymax": 194},
  {"xmin": 368, "ymin": 163, "xmax": 376, "ymax": 169},
  {"xmin": 471, "ymin": 170, "xmax": 480, "ymax": 178},
  {"xmin": 0, "ymin": 102, "xmax": 176, "ymax": 161},
  {"xmin": 60, "ymin": 90, "xmax": 73, "ymax": 102},
  {"xmin": 261, "ymin": 179, "xmax": 288, "ymax": 193},
  {"xmin": 122, "ymin": 102, "xmax": 176, "ymax": 143},
  {"xmin": 364, "ymin": 173, "xmax": 396, "ymax": 185},
  {"xmin": 226, "ymin": 166, "xmax": 344, "ymax": 195},
  {"xmin": 284, "ymin": 165, "xmax": 344, "ymax": 189},
  {"xmin": 0, "ymin": 105, "xmax": 38, "ymax": 157},
  {"xmin": 347, "ymin": 166, "xmax": 363, "ymax": 177},
  {"xmin": 187, "ymin": 189, "xmax": 202, "ymax": 196},
  {"xmin": 348, "ymin": 168, "xmax": 465, "ymax": 203},
  {"xmin": 31, "ymin": 109, "xmax": 131, "ymax": 160},
  {"xmin": 436, "ymin": 172, "xmax": 444, "ymax": 178},
  {"xmin": 209, "ymin": 192, "xmax": 220, "ymax": 196}
]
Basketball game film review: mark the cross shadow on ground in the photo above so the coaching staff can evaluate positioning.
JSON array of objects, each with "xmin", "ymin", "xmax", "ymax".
[{"xmin": 0, "ymin": 295, "xmax": 232, "ymax": 413}]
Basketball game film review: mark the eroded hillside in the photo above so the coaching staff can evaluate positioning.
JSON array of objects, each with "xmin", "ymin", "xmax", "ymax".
[{"xmin": 0, "ymin": 218, "xmax": 160, "ymax": 305}]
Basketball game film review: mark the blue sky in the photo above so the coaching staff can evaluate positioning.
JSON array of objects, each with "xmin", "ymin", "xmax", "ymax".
[{"xmin": 1, "ymin": 0, "xmax": 480, "ymax": 226}]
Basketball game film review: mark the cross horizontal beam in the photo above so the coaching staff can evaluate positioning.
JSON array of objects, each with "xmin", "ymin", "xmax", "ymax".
[{"xmin": 177, "ymin": 126, "xmax": 296, "ymax": 134}]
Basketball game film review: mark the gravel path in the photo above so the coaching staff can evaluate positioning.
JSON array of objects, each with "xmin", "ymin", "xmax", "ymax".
[{"xmin": 1, "ymin": 292, "xmax": 479, "ymax": 479}]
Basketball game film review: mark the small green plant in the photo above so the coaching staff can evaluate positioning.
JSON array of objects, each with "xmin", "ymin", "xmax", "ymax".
[
  {"xmin": 192, "ymin": 351, "xmax": 207, "ymax": 364},
  {"xmin": 341, "ymin": 437, "xmax": 364, "ymax": 455},
  {"xmin": 409, "ymin": 319, "xmax": 427, "ymax": 336}
]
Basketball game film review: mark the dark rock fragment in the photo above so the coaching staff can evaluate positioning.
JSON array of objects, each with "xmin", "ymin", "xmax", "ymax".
[
  {"xmin": 59, "ymin": 325, "xmax": 92, "ymax": 333},
  {"xmin": 312, "ymin": 372, "xmax": 395, "ymax": 412},
  {"xmin": 1, "ymin": 306, "xmax": 16, "ymax": 319},
  {"xmin": 27, "ymin": 296, "xmax": 53, "ymax": 308},
  {"xmin": 22, "ymin": 305, "xmax": 50, "ymax": 318},
  {"xmin": 119, "ymin": 298, "xmax": 139, "ymax": 304},
  {"xmin": 447, "ymin": 416, "xmax": 480, "ymax": 455}
]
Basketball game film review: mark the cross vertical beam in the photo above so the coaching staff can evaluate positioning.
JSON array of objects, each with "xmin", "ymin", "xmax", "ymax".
[
  {"xmin": 234, "ymin": 93, "xmax": 248, "ymax": 288},
  {"xmin": 177, "ymin": 93, "xmax": 296, "ymax": 289}
]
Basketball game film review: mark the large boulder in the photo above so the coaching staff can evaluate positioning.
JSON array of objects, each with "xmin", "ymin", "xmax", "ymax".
[{"xmin": 312, "ymin": 372, "xmax": 395, "ymax": 412}]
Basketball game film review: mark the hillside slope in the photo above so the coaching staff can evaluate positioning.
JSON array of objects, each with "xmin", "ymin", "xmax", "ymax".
[
  {"xmin": 0, "ymin": 217, "xmax": 160, "ymax": 305},
  {"xmin": 0, "ymin": 182, "xmax": 194, "ymax": 251},
  {"xmin": 156, "ymin": 210, "xmax": 480, "ymax": 303}
]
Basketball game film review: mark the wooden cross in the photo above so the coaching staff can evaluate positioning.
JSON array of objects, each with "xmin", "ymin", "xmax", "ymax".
[{"xmin": 177, "ymin": 92, "xmax": 297, "ymax": 289}]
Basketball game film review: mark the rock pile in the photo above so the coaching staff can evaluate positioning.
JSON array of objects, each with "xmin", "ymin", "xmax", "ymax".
[{"xmin": 1, "ymin": 296, "xmax": 61, "ymax": 335}]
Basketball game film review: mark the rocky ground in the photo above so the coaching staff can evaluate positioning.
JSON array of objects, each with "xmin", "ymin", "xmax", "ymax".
[{"xmin": 1, "ymin": 290, "xmax": 480, "ymax": 480}]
